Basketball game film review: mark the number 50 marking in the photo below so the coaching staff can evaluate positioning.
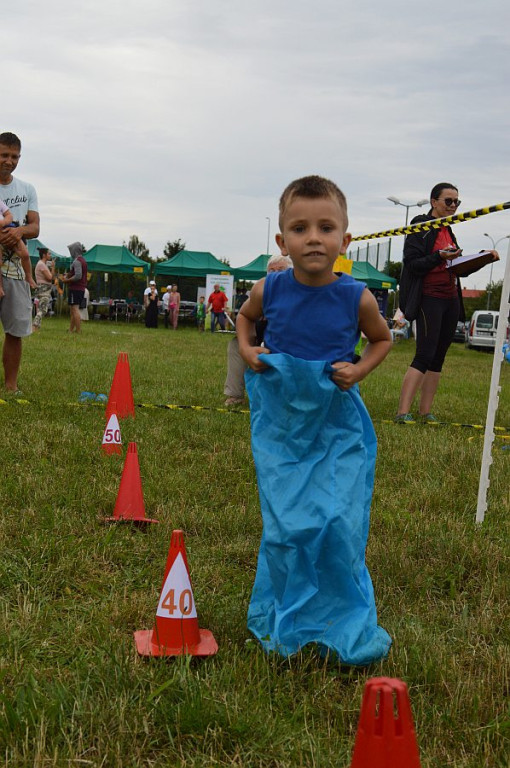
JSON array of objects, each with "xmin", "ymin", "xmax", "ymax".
[
  {"xmin": 161, "ymin": 588, "xmax": 193, "ymax": 615},
  {"xmin": 104, "ymin": 428, "xmax": 121, "ymax": 443}
]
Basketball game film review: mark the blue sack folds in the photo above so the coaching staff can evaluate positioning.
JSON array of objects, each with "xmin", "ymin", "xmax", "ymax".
[{"xmin": 245, "ymin": 353, "xmax": 391, "ymax": 665}]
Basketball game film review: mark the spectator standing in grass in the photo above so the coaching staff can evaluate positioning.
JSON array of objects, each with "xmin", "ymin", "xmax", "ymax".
[
  {"xmin": 168, "ymin": 284, "xmax": 180, "ymax": 330},
  {"xmin": 0, "ymin": 132, "xmax": 40, "ymax": 394},
  {"xmin": 224, "ymin": 254, "xmax": 291, "ymax": 406},
  {"xmin": 32, "ymin": 248, "xmax": 55, "ymax": 331},
  {"xmin": 395, "ymin": 182, "xmax": 499, "ymax": 423},
  {"xmin": 144, "ymin": 280, "xmax": 159, "ymax": 328},
  {"xmin": 162, "ymin": 285, "xmax": 172, "ymax": 328},
  {"xmin": 60, "ymin": 242, "xmax": 88, "ymax": 334},
  {"xmin": 196, "ymin": 296, "xmax": 206, "ymax": 331},
  {"xmin": 237, "ymin": 175, "xmax": 392, "ymax": 665},
  {"xmin": 207, "ymin": 283, "xmax": 228, "ymax": 332}
]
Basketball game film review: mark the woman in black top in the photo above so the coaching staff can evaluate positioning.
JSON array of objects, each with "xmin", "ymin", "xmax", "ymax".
[
  {"xmin": 395, "ymin": 182, "xmax": 498, "ymax": 422},
  {"xmin": 144, "ymin": 283, "xmax": 159, "ymax": 328}
]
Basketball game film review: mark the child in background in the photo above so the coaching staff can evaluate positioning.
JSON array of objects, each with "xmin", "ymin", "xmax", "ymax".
[
  {"xmin": 237, "ymin": 175, "xmax": 392, "ymax": 665},
  {"xmin": 0, "ymin": 199, "xmax": 36, "ymax": 297},
  {"xmin": 196, "ymin": 296, "xmax": 206, "ymax": 331}
]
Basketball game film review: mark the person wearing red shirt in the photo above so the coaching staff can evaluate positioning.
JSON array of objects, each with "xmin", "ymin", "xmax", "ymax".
[
  {"xmin": 206, "ymin": 284, "xmax": 229, "ymax": 332},
  {"xmin": 396, "ymin": 182, "xmax": 498, "ymax": 422}
]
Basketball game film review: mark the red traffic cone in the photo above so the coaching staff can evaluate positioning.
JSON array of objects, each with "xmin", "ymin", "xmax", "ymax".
[
  {"xmin": 101, "ymin": 405, "xmax": 122, "ymax": 455},
  {"xmin": 134, "ymin": 529, "xmax": 218, "ymax": 657},
  {"xmin": 350, "ymin": 677, "xmax": 421, "ymax": 768},
  {"xmin": 105, "ymin": 442, "xmax": 158, "ymax": 524},
  {"xmin": 106, "ymin": 352, "xmax": 135, "ymax": 420}
]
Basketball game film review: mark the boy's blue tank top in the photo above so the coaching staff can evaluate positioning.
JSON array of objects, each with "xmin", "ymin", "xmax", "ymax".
[{"xmin": 263, "ymin": 269, "xmax": 365, "ymax": 363}]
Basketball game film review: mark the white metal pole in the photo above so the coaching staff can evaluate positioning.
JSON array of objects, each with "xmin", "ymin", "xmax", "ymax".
[{"xmin": 476, "ymin": 239, "xmax": 510, "ymax": 523}]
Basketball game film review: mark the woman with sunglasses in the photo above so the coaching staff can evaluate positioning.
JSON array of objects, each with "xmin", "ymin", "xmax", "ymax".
[{"xmin": 395, "ymin": 182, "xmax": 498, "ymax": 422}]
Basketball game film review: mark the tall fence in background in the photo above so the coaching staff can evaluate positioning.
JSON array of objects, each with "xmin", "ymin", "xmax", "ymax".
[{"xmin": 347, "ymin": 239, "xmax": 392, "ymax": 271}]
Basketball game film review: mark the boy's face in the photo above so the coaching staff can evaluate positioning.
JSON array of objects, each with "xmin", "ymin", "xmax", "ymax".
[
  {"xmin": 276, "ymin": 195, "xmax": 351, "ymax": 285},
  {"xmin": 0, "ymin": 144, "xmax": 21, "ymax": 184}
]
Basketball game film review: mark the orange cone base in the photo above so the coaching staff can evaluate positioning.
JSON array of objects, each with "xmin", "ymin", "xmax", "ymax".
[
  {"xmin": 134, "ymin": 627, "xmax": 218, "ymax": 657},
  {"xmin": 101, "ymin": 444, "xmax": 122, "ymax": 456},
  {"xmin": 104, "ymin": 515, "xmax": 159, "ymax": 525}
]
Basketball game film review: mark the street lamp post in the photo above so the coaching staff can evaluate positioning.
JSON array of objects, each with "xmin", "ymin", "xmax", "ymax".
[
  {"xmin": 484, "ymin": 233, "xmax": 510, "ymax": 309},
  {"xmin": 386, "ymin": 196, "xmax": 428, "ymax": 316},
  {"xmin": 265, "ymin": 217, "xmax": 271, "ymax": 255},
  {"xmin": 387, "ymin": 196, "xmax": 429, "ymax": 226}
]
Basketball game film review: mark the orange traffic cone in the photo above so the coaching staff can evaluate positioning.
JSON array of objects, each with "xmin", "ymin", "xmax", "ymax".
[
  {"xmin": 101, "ymin": 404, "xmax": 122, "ymax": 455},
  {"xmin": 134, "ymin": 529, "xmax": 218, "ymax": 657},
  {"xmin": 350, "ymin": 677, "xmax": 422, "ymax": 767},
  {"xmin": 106, "ymin": 352, "xmax": 135, "ymax": 420},
  {"xmin": 105, "ymin": 442, "xmax": 158, "ymax": 524}
]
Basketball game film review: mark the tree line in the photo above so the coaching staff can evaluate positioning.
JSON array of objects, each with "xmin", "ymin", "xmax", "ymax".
[{"xmin": 126, "ymin": 235, "xmax": 186, "ymax": 264}]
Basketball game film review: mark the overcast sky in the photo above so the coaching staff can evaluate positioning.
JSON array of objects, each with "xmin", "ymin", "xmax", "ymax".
[{"xmin": 3, "ymin": 0, "xmax": 510, "ymax": 288}]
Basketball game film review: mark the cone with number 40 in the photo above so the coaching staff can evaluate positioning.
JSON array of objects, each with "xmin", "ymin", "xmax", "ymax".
[{"xmin": 134, "ymin": 529, "xmax": 218, "ymax": 657}]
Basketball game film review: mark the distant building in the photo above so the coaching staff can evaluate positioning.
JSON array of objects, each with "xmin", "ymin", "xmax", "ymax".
[{"xmin": 462, "ymin": 289, "xmax": 484, "ymax": 299}]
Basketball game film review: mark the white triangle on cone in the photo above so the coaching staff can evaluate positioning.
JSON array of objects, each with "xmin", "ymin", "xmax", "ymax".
[
  {"xmin": 156, "ymin": 552, "xmax": 197, "ymax": 619},
  {"xmin": 102, "ymin": 413, "xmax": 122, "ymax": 447}
]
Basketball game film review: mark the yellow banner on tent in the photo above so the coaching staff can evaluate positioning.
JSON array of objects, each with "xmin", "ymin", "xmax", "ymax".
[{"xmin": 333, "ymin": 256, "xmax": 353, "ymax": 274}]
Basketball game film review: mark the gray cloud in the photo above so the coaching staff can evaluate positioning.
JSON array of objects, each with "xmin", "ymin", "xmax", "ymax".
[{"xmin": 3, "ymin": 0, "xmax": 509, "ymax": 282}]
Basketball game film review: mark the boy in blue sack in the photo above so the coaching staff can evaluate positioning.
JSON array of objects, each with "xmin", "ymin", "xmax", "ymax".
[{"xmin": 237, "ymin": 175, "xmax": 392, "ymax": 665}]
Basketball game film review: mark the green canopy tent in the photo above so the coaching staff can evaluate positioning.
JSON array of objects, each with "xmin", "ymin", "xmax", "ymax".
[
  {"xmin": 349, "ymin": 261, "xmax": 397, "ymax": 290},
  {"xmin": 154, "ymin": 250, "xmax": 232, "ymax": 277},
  {"xmin": 231, "ymin": 254, "xmax": 270, "ymax": 281},
  {"xmin": 231, "ymin": 255, "xmax": 397, "ymax": 288},
  {"xmin": 27, "ymin": 238, "xmax": 71, "ymax": 269},
  {"xmin": 84, "ymin": 244, "xmax": 149, "ymax": 275},
  {"xmin": 346, "ymin": 261, "xmax": 397, "ymax": 317}
]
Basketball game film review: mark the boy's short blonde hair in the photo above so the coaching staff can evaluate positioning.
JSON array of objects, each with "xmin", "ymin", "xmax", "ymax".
[{"xmin": 278, "ymin": 175, "xmax": 348, "ymax": 230}]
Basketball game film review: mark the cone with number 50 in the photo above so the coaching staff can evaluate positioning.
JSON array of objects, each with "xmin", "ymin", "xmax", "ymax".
[
  {"xmin": 101, "ymin": 404, "xmax": 122, "ymax": 455},
  {"xmin": 134, "ymin": 529, "xmax": 218, "ymax": 657}
]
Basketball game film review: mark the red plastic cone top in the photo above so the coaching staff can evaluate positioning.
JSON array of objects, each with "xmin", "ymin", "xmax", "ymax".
[
  {"xmin": 106, "ymin": 352, "xmax": 135, "ymax": 420},
  {"xmin": 101, "ymin": 405, "xmax": 122, "ymax": 455},
  {"xmin": 134, "ymin": 529, "xmax": 218, "ymax": 657},
  {"xmin": 350, "ymin": 677, "xmax": 422, "ymax": 768},
  {"xmin": 105, "ymin": 442, "xmax": 158, "ymax": 524}
]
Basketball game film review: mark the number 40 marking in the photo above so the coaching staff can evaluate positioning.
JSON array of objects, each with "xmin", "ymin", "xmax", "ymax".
[{"xmin": 161, "ymin": 588, "xmax": 193, "ymax": 615}]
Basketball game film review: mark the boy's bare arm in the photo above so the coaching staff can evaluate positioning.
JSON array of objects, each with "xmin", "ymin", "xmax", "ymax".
[
  {"xmin": 331, "ymin": 288, "xmax": 391, "ymax": 390},
  {"xmin": 237, "ymin": 279, "xmax": 270, "ymax": 372}
]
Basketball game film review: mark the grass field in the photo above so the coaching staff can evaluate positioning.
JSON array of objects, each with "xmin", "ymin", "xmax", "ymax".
[{"xmin": 1, "ymin": 317, "xmax": 509, "ymax": 767}]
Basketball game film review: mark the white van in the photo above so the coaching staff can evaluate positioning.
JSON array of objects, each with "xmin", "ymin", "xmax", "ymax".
[{"xmin": 466, "ymin": 310, "xmax": 502, "ymax": 350}]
